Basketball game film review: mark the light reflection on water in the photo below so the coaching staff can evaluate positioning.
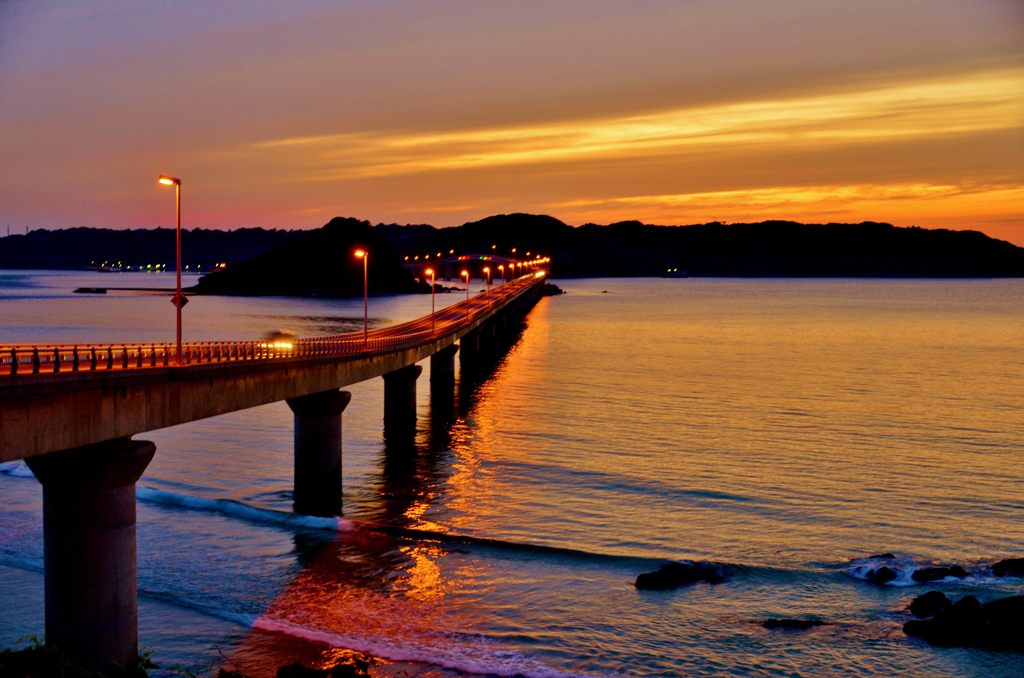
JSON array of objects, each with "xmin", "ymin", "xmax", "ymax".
[{"xmin": 1, "ymin": 272, "xmax": 1023, "ymax": 677}]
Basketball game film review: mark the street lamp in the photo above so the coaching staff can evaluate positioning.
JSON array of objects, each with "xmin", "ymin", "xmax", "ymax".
[
  {"xmin": 498, "ymin": 264, "xmax": 504, "ymax": 284},
  {"xmin": 158, "ymin": 175, "xmax": 184, "ymax": 364},
  {"xmin": 425, "ymin": 268, "xmax": 435, "ymax": 335},
  {"xmin": 461, "ymin": 269, "xmax": 470, "ymax": 322},
  {"xmin": 483, "ymin": 267, "xmax": 490, "ymax": 291},
  {"xmin": 355, "ymin": 250, "xmax": 368, "ymax": 346}
]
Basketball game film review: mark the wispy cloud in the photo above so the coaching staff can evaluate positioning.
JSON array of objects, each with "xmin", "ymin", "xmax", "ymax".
[{"xmin": 252, "ymin": 68, "xmax": 1024, "ymax": 180}]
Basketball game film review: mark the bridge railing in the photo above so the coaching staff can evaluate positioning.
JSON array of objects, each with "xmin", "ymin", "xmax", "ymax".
[{"xmin": 0, "ymin": 273, "xmax": 545, "ymax": 377}]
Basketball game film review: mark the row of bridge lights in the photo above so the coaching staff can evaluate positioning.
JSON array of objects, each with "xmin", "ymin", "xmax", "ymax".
[
  {"xmin": 155, "ymin": 174, "xmax": 543, "ymax": 359},
  {"xmin": 404, "ymin": 245, "xmax": 545, "ymax": 263},
  {"xmin": 356, "ymin": 250, "xmax": 550, "ymax": 344}
]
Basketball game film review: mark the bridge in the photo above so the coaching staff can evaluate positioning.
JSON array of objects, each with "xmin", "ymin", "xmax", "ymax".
[
  {"xmin": 0, "ymin": 272, "xmax": 549, "ymax": 668},
  {"xmin": 403, "ymin": 253, "xmax": 551, "ymax": 282}
]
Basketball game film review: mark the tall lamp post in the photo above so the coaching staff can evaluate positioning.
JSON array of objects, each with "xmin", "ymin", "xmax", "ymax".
[
  {"xmin": 461, "ymin": 269, "xmax": 470, "ymax": 323},
  {"xmin": 355, "ymin": 250, "xmax": 368, "ymax": 347},
  {"xmin": 425, "ymin": 268, "xmax": 435, "ymax": 335},
  {"xmin": 158, "ymin": 175, "xmax": 184, "ymax": 364},
  {"xmin": 498, "ymin": 264, "xmax": 504, "ymax": 284},
  {"xmin": 483, "ymin": 267, "xmax": 491, "ymax": 291}
]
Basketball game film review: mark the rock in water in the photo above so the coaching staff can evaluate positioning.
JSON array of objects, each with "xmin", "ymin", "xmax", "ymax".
[
  {"xmin": 903, "ymin": 594, "xmax": 1024, "ymax": 651},
  {"xmin": 909, "ymin": 591, "xmax": 951, "ymax": 618},
  {"xmin": 993, "ymin": 558, "xmax": 1024, "ymax": 577},
  {"xmin": 979, "ymin": 596, "xmax": 1024, "ymax": 650},
  {"xmin": 874, "ymin": 566, "xmax": 897, "ymax": 584},
  {"xmin": 763, "ymin": 619, "xmax": 826, "ymax": 630},
  {"xmin": 635, "ymin": 562, "xmax": 723, "ymax": 590},
  {"xmin": 911, "ymin": 566, "xmax": 967, "ymax": 582},
  {"xmin": 541, "ymin": 283, "xmax": 564, "ymax": 296}
]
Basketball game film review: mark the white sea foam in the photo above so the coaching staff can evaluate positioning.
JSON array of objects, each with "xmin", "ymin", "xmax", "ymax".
[
  {"xmin": 845, "ymin": 555, "xmax": 968, "ymax": 587},
  {"xmin": 137, "ymin": 587, "xmax": 258, "ymax": 627},
  {"xmin": 254, "ymin": 615, "xmax": 608, "ymax": 678},
  {"xmin": 0, "ymin": 552, "xmax": 44, "ymax": 573},
  {"xmin": 846, "ymin": 557, "xmax": 919, "ymax": 586},
  {"xmin": 0, "ymin": 461, "xmax": 35, "ymax": 478},
  {"xmin": 136, "ymin": 486, "xmax": 355, "ymax": 533}
]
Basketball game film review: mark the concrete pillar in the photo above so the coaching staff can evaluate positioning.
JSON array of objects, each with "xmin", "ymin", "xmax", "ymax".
[
  {"xmin": 383, "ymin": 364, "xmax": 422, "ymax": 431},
  {"xmin": 287, "ymin": 389, "xmax": 352, "ymax": 516},
  {"xmin": 25, "ymin": 438, "xmax": 155, "ymax": 669},
  {"xmin": 430, "ymin": 344, "xmax": 459, "ymax": 382},
  {"xmin": 461, "ymin": 330, "xmax": 480, "ymax": 354},
  {"xmin": 460, "ymin": 330, "xmax": 483, "ymax": 376}
]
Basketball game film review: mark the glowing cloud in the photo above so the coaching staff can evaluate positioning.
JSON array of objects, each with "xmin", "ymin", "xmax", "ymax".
[{"xmin": 253, "ymin": 68, "xmax": 1024, "ymax": 180}]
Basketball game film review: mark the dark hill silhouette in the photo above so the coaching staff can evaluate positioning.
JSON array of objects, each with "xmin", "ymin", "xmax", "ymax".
[
  {"xmin": 414, "ymin": 214, "xmax": 577, "ymax": 258},
  {"xmin": 4, "ymin": 216, "xmax": 1021, "ymax": 280},
  {"xmin": 0, "ymin": 227, "xmax": 304, "ymax": 270},
  {"xmin": 571, "ymin": 220, "xmax": 1024, "ymax": 277},
  {"xmin": 194, "ymin": 217, "xmax": 426, "ymax": 295},
  {"xmin": 398, "ymin": 215, "xmax": 1024, "ymax": 278},
  {"xmin": 375, "ymin": 223, "xmax": 439, "ymax": 253}
]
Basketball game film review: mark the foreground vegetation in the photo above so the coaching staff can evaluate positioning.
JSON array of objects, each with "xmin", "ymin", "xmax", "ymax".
[{"xmin": 0, "ymin": 639, "xmax": 375, "ymax": 678}]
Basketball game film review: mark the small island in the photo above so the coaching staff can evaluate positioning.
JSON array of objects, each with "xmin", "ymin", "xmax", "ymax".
[{"xmin": 192, "ymin": 218, "xmax": 427, "ymax": 296}]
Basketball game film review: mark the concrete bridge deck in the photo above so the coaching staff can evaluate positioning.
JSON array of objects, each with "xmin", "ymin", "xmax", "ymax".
[
  {"xmin": 1, "ymin": 272, "xmax": 546, "ymax": 461},
  {"xmin": 0, "ymin": 270, "xmax": 550, "ymax": 668}
]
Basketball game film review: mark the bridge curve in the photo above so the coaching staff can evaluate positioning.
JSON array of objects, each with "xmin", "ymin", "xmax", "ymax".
[
  {"xmin": 1, "ymin": 267, "xmax": 552, "ymax": 670},
  {"xmin": 0, "ymin": 272, "xmax": 547, "ymax": 462},
  {"xmin": 403, "ymin": 253, "xmax": 550, "ymax": 280}
]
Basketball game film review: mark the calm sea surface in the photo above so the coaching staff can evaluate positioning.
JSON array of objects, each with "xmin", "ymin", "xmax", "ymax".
[{"xmin": 1, "ymin": 271, "xmax": 1022, "ymax": 677}]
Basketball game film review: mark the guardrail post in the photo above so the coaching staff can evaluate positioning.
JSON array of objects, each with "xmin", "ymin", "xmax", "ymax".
[
  {"xmin": 32, "ymin": 348, "xmax": 41, "ymax": 374},
  {"xmin": 90, "ymin": 347, "xmax": 98, "ymax": 371},
  {"xmin": 25, "ymin": 437, "xmax": 155, "ymax": 669},
  {"xmin": 53, "ymin": 348, "xmax": 61, "ymax": 373},
  {"xmin": 286, "ymin": 390, "xmax": 352, "ymax": 516},
  {"xmin": 72, "ymin": 347, "xmax": 80, "ymax": 372},
  {"xmin": 10, "ymin": 348, "xmax": 18, "ymax": 375}
]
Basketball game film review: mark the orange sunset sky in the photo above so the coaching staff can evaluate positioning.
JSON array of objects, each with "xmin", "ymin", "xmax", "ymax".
[{"xmin": 1, "ymin": 1, "xmax": 1022, "ymax": 244}]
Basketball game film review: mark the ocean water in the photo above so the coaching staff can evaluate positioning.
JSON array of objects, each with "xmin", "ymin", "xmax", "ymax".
[{"xmin": 1, "ymin": 270, "xmax": 1023, "ymax": 677}]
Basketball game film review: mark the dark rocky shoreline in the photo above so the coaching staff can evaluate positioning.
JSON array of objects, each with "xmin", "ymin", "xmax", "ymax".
[
  {"xmin": 0, "ymin": 641, "xmax": 376, "ymax": 678},
  {"xmin": 904, "ymin": 591, "xmax": 1024, "ymax": 651}
]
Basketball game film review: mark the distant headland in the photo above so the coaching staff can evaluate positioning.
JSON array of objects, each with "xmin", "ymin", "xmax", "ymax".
[{"xmin": 2, "ymin": 215, "xmax": 1022, "ymax": 286}]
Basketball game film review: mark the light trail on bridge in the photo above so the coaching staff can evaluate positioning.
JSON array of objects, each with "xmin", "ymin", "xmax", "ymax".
[{"xmin": 0, "ymin": 273, "xmax": 546, "ymax": 377}]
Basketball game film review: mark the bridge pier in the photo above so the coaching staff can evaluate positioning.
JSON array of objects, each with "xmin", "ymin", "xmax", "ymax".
[
  {"xmin": 429, "ymin": 344, "xmax": 459, "ymax": 382},
  {"xmin": 383, "ymin": 364, "xmax": 422, "ymax": 431},
  {"xmin": 460, "ymin": 330, "xmax": 481, "ymax": 355},
  {"xmin": 25, "ymin": 437, "xmax": 155, "ymax": 669},
  {"xmin": 459, "ymin": 330, "xmax": 483, "ymax": 372},
  {"xmin": 287, "ymin": 389, "xmax": 352, "ymax": 516}
]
